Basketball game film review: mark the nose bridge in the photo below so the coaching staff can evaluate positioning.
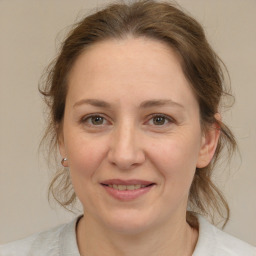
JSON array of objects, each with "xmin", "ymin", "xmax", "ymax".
[
  {"xmin": 118, "ymin": 120, "xmax": 137, "ymax": 153},
  {"xmin": 108, "ymin": 119, "xmax": 144, "ymax": 169}
]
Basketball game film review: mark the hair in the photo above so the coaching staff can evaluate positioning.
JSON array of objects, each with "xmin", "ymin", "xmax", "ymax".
[{"xmin": 39, "ymin": 0, "xmax": 236, "ymax": 227}]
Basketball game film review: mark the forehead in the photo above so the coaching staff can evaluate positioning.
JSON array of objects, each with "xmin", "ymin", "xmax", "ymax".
[
  {"xmin": 66, "ymin": 37, "xmax": 198, "ymax": 109},
  {"xmin": 70, "ymin": 36, "xmax": 183, "ymax": 78}
]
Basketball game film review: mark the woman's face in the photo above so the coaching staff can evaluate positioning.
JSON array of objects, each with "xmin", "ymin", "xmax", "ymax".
[{"xmin": 59, "ymin": 37, "xmax": 218, "ymax": 233}]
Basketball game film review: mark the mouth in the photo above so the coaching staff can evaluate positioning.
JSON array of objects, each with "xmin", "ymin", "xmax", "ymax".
[
  {"xmin": 100, "ymin": 179, "xmax": 155, "ymax": 201},
  {"xmin": 101, "ymin": 183, "xmax": 154, "ymax": 190}
]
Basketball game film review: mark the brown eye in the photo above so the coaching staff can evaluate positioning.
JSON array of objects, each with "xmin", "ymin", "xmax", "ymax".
[
  {"xmin": 81, "ymin": 115, "xmax": 108, "ymax": 126},
  {"xmin": 90, "ymin": 116, "xmax": 105, "ymax": 125},
  {"xmin": 153, "ymin": 116, "xmax": 166, "ymax": 125},
  {"xmin": 146, "ymin": 114, "xmax": 174, "ymax": 127},
  {"xmin": 87, "ymin": 116, "xmax": 105, "ymax": 125}
]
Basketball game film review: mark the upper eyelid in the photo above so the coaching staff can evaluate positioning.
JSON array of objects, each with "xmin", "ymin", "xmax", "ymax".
[
  {"xmin": 81, "ymin": 113, "xmax": 109, "ymax": 120},
  {"xmin": 146, "ymin": 113, "xmax": 175, "ymax": 122},
  {"xmin": 80, "ymin": 113, "xmax": 111, "ymax": 125},
  {"xmin": 148, "ymin": 113, "xmax": 173, "ymax": 119}
]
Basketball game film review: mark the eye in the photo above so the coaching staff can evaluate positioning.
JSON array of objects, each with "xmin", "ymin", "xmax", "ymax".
[
  {"xmin": 147, "ymin": 114, "xmax": 174, "ymax": 126},
  {"xmin": 152, "ymin": 116, "xmax": 167, "ymax": 125},
  {"xmin": 81, "ymin": 114, "xmax": 108, "ymax": 126}
]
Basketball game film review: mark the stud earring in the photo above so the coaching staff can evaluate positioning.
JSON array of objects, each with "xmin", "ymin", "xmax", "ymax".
[{"xmin": 61, "ymin": 158, "xmax": 68, "ymax": 167}]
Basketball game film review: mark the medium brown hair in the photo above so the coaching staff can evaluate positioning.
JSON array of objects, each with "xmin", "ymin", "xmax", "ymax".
[{"xmin": 40, "ymin": 0, "xmax": 236, "ymax": 227}]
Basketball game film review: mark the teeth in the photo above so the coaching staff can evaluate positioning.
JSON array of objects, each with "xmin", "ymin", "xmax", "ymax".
[
  {"xmin": 107, "ymin": 184, "xmax": 148, "ymax": 190},
  {"xmin": 118, "ymin": 185, "xmax": 126, "ymax": 191},
  {"xmin": 126, "ymin": 185, "xmax": 135, "ymax": 190}
]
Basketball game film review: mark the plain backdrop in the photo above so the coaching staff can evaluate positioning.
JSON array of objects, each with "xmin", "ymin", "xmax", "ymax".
[{"xmin": 0, "ymin": 0, "xmax": 255, "ymax": 246}]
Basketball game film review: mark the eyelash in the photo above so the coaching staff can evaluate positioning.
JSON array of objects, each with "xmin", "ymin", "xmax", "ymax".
[
  {"xmin": 80, "ymin": 113, "xmax": 175, "ymax": 128},
  {"xmin": 147, "ymin": 114, "xmax": 175, "ymax": 126},
  {"xmin": 81, "ymin": 113, "xmax": 109, "ymax": 127}
]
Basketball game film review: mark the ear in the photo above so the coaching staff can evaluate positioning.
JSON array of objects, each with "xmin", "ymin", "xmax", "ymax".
[
  {"xmin": 57, "ymin": 125, "xmax": 69, "ymax": 168},
  {"xmin": 196, "ymin": 114, "xmax": 221, "ymax": 168}
]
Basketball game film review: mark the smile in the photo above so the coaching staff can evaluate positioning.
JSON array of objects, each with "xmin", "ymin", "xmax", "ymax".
[
  {"xmin": 101, "ymin": 179, "xmax": 155, "ymax": 201},
  {"xmin": 103, "ymin": 184, "xmax": 151, "ymax": 190}
]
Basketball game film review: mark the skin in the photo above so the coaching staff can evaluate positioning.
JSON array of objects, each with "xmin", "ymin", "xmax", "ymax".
[{"xmin": 59, "ymin": 37, "xmax": 220, "ymax": 256}]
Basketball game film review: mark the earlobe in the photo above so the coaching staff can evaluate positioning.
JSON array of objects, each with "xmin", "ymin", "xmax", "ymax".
[
  {"xmin": 61, "ymin": 157, "xmax": 69, "ymax": 167},
  {"xmin": 58, "ymin": 141, "xmax": 69, "ymax": 168},
  {"xmin": 196, "ymin": 115, "xmax": 221, "ymax": 168},
  {"xmin": 57, "ymin": 128, "xmax": 69, "ymax": 167}
]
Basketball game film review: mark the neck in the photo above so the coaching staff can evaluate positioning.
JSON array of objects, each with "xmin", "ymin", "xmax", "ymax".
[{"xmin": 76, "ymin": 212, "xmax": 198, "ymax": 256}]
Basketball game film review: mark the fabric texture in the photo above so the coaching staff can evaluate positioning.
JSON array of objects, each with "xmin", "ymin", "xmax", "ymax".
[{"xmin": 0, "ymin": 215, "xmax": 255, "ymax": 256}]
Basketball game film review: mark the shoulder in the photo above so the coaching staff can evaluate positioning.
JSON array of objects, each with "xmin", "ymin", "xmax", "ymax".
[
  {"xmin": 193, "ymin": 215, "xmax": 256, "ymax": 256},
  {"xmin": 0, "ymin": 216, "xmax": 81, "ymax": 256},
  {"xmin": 0, "ymin": 224, "xmax": 64, "ymax": 256}
]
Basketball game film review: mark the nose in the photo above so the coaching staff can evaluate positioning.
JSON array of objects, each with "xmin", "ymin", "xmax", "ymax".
[{"xmin": 107, "ymin": 122, "xmax": 145, "ymax": 170}]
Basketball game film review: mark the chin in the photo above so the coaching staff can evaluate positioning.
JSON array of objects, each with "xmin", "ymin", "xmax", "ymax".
[{"xmin": 101, "ymin": 209, "xmax": 158, "ymax": 235}]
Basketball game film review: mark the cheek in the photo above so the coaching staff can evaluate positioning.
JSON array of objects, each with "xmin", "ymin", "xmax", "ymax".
[
  {"xmin": 65, "ymin": 135, "xmax": 109, "ymax": 208},
  {"xmin": 148, "ymin": 132, "xmax": 201, "ymax": 185},
  {"xmin": 66, "ymin": 135, "xmax": 108, "ymax": 180}
]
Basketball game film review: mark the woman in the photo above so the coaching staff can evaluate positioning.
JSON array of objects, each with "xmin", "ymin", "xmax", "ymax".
[{"xmin": 1, "ymin": 0, "xmax": 255, "ymax": 255}]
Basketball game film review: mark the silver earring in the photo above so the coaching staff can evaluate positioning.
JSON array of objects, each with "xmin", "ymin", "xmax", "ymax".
[{"xmin": 61, "ymin": 157, "xmax": 68, "ymax": 166}]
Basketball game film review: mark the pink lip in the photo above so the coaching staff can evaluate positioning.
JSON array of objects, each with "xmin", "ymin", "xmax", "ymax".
[
  {"xmin": 100, "ymin": 179, "xmax": 155, "ymax": 201},
  {"xmin": 101, "ymin": 179, "xmax": 153, "ymax": 186}
]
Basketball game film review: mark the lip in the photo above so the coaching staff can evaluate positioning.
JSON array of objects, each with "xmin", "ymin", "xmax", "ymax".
[
  {"xmin": 100, "ymin": 179, "xmax": 155, "ymax": 201},
  {"xmin": 101, "ymin": 179, "xmax": 154, "ymax": 186}
]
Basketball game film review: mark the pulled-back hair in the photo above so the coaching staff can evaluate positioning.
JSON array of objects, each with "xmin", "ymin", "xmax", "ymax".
[{"xmin": 40, "ymin": 0, "xmax": 236, "ymax": 227}]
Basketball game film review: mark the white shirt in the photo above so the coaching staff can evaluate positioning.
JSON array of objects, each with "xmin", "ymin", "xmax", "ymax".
[{"xmin": 0, "ymin": 215, "xmax": 255, "ymax": 255}]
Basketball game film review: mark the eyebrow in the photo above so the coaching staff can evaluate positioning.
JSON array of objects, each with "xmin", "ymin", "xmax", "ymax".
[
  {"xmin": 139, "ymin": 99, "xmax": 184, "ymax": 109},
  {"xmin": 73, "ymin": 99, "xmax": 111, "ymax": 108},
  {"xmin": 73, "ymin": 99, "xmax": 184, "ymax": 109}
]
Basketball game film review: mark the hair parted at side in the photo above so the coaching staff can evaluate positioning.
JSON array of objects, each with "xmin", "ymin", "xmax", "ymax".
[{"xmin": 39, "ymin": 0, "xmax": 236, "ymax": 227}]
